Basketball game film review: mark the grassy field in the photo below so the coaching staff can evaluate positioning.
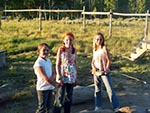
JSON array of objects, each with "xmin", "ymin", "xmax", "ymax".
[{"xmin": 0, "ymin": 18, "xmax": 150, "ymax": 113}]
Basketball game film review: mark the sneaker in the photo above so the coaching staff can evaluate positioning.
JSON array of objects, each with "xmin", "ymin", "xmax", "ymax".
[
  {"xmin": 114, "ymin": 108, "xmax": 122, "ymax": 113},
  {"xmin": 94, "ymin": 107, "xmax": 102, "ymax": 112},
  {"xmin": 146, "ymin": 108, "xmax": 150, "ymax": 113},
  {"xmin": 115, "ymin": 106, "xmax": 133, "ymax": 113}
]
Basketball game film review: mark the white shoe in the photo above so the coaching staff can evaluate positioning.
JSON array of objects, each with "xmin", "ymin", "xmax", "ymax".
[
  {"xmin": 94, "ymin": 107, "xmax": 102, "ymax": 112},
  {"xmin": 114, "ymin": 108, "xmax": 121, "ymax": 113}
]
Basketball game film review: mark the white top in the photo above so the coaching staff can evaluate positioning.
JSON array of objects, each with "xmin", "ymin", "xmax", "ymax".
[
  {"xmin": 93, "ymin": 48, "xmax": 107, "ymax": 71},
  {"xmin": 33, "ymin": 57, "xmax": 55, "ymax": 90}
]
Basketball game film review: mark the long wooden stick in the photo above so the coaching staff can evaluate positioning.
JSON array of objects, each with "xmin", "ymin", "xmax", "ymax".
[{"xmin": 121, "ymin": 73, "xmax": 147, "ymax": 85}]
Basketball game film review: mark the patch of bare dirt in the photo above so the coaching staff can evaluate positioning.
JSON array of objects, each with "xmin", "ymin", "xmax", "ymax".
[
  {"xmin": 0, "ymin": 75, "xmax": 150, "ymax": 113},
  {"xmin": 71, "ymin": 77, "xmax": 150, "ymax": 113}
]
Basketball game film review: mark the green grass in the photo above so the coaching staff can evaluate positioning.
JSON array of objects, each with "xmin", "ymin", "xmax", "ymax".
[{"xmin": 0, "ymin": 18, "xmax": 150, "ymax": 112}]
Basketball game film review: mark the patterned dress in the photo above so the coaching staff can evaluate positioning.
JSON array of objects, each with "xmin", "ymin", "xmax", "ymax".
[{"xmin": 60, "ymin": 51, "xmax": 77, "ymax": 84}]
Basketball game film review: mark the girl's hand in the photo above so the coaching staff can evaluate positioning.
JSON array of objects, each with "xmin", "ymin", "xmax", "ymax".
[
  {"xmin": 55, "ymin": 82, "xmax": 62, "ymax": 88},
  {"xmin": 91, "ymin": 67, "xmax": 97, "ymax": 75},
  {"xmin": 50, "ymin": 75, "xmax": 55, "ymax": 81},
  {"xmin": 74, "ymin": 78, "xmax": 78, "ymax": 87},
  {"xmin": 57, "ymin": 75, "xmax": 64, "ymax": 85},
  {"xmin": 105, "ymin": 68, "xmax": 111, "ymax": 74}
]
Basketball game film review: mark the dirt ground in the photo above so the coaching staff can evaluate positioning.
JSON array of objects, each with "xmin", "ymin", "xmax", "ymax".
[
  {"xmin": 0, "ymin": 75, "xmax": 150, "ymax": 113},
  {"xmin": 71, "ymin": 92, "xmax": 150, "ymax": 113},
  {"xmin": 71, "ymin": 77, "xmax": 150, "ymax": 113}
]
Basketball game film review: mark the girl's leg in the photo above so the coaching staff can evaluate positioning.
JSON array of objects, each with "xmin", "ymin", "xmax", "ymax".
[
  {"xmin": 101, "ymin": 74, "xmax": 120, "ymax": 109},
  {"xmin": 93, "ymin": 75, "xmax": 102, "ymax": 108},
  {"xmin": 36, "ymin": 90, "xmax": 49, "ymax": 113},
  {"xmin": 64, "ymin": 83, "xmax": 74, "ymax": 113},
  {"xmin": 53, "ymin": 85, "xmax": 66, "ymax": 113},
  {"xmin": 46, "ymin": 90, "xmax": 52, "ymax": 113}
]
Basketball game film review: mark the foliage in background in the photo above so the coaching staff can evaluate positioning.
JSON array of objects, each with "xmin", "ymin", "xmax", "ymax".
[
  {"xmin": 128, "ymin": 0, "xmax": 146, "ymax": 13},
  {"xmin": 0, "ymin": 0, "xmax": 150, "ymax": 19},
  {"xmin": 104, "ymin": 0, "xmax": 117, "ymax": 12}
]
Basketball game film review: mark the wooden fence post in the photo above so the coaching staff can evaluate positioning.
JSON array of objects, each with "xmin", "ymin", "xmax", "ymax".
[
  {"xmin": 82, "ymin": 6, "xmax": 86, "ymax": 30},
  {"xmin": 39, "ymin": 6, "xmax": 42, "ymax": 31},
  {"xmin": 144, "ymin": 10, "xmax": 149, "ymax": 40},
  {"xmin": 57, "ymin": 9, "xmax": 60, "ymax": 20},
  {"xmin": 109, "ymin": 9, "xmax": 113, "ymax": 37}
]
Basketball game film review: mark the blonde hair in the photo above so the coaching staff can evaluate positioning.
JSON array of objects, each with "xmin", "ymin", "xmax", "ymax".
[{"xmin": 93, "ymin": 32, "xmax": 105, "ymax": 51}]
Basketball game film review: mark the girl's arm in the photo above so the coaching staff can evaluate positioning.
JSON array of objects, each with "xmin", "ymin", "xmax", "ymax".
[
  {"xmin": 91, "ymin": 57, "xmax": 95, "ymax": 69},
  {"xmin": 74, "ymin": 49, "xmax": 78, "ymax": 84},
  {"xmin": 50, "ymin": 67, "xmax": 56, "ymax": 81},
  {"xmin": 91, "ymin": 50, "xmax": 97, "ymax": 70},
  {"xmin": 104, "ymin": 46, "xmax": 111, "ymax": 72},
  {"xmin": 56, "ymin": 48, "xmax": 62, "ymax": 81},
  {"xmin": 91, "ymin": 56, "xmax": 97, "ymax": 74},
  {"xmin": 35, "ymin": 66, "xmax": 57, "ymax": 86}
]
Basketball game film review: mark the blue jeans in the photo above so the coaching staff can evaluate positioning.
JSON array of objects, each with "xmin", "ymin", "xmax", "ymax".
[
  {"xmin": 94, "ymin": 74, "xmax": 120, "ymax": 109},
  {"xmin": 36, "ymin": 90, "xmax": 53, "ymax": 113},
  {"xmin": 53, "ymin": 83, "xmax": 74, "ymax": 113}
]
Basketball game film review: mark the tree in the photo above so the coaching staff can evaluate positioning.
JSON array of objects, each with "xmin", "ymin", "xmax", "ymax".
[
  {"xmin": 104, "ymin": 0, "xmax": 117, "ymax": 12},
  {"xmin": 137, "ymin": 0, "xmax": 146, "ymax": 13},
  {"xmin": 128, "ymin": 0, "xmax": 146, "ymax": 13}
]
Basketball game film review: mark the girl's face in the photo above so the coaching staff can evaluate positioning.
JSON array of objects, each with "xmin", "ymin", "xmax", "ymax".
[
  {"xmin": 95, "ymin": 35, "xmax": 102, "ymax": 46},
  {"xmin": 63, "ymin": 36, "xmax": 73, "ymax": 48},
  {"xmin": 39, "ymin": 45, "xmax": 49, "ymax": 59}
]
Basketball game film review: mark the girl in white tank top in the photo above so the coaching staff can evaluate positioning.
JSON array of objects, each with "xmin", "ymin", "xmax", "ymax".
[{"xmin": 91, "ymin": 33, "xmax": 120, "ymax": 113}]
